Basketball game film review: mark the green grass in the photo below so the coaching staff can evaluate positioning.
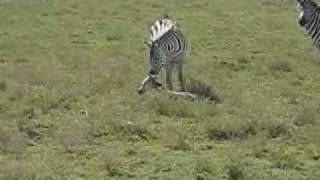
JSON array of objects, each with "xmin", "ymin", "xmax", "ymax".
[{"xmin": 1, "ymin": 0, "xmax": 320, "ymax": 179}]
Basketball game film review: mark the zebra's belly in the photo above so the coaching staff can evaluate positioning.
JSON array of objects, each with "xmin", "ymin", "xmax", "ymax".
[{"xmin": 164, "ymin": 52, "xmax": 186, "ymax": 63}]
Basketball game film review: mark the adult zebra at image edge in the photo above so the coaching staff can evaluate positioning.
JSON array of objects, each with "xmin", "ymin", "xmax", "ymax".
[
  {"xmin": 297, "ymin": 0, "xmax": 320, "ymax": 48},
  {"xmin": 137, "ymin": 15, "xmax": 187, "ymax": 95}
]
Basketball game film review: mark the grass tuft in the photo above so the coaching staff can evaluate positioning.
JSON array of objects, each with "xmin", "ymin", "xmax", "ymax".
[
  {"xmin": 0, "ymin": 160, "xmax": 36, "ymax": 180},
  {"xmin": 226, "ymin": 163, "xmax": 244, "ymax": 180},
  {"xmin": 185, "ymin": 78, "xmax": 221, "ymax": 103},
  {"xmin": 269, "ymin": 60, "xmax": 292, "ymax": 74},
  {"xmin": 207, "ymin": 119, "xmax": 257, "ymax": 141},
  {"xmin": 17, "ymin": 117, "xmax": 53, "ymax": 141},
  {"xmin": 164, "ymin": 127, "xmax": 191, "ymax": 151},
  {"xmin": 59, "ymin": 122, "xmax": 93, "ymax": 153},
  {"xmin": 0, "ymin": 80, "xmax": 6, "ymax": 91},
  {"xmin": 271, "ymin": 152, "xmax": 300, "ymax": 170},
  {"xmin": 98, "ymin": 150, "xmax": 125, "ymax": 177},
  {"xmin": 293, "ymin": 102, "xmax": 319, "ymax": 127},
  {"xmin": 149, "ymin": 95, "xmax": 197, "ymax": 118},
  {"xmin": 107, "ymin": 119, "xmax": 154, "ymax": 141},
  {"xmin": 0, "ymin": 127, "xmax": 29, "ymax": 155},
  {"xmin": 266, "ymin": 122, "xmax": 291, "ymax": 139},
  {"xmin": 194, "ymin": 158, "xmax": 214, "ymax": 180}
]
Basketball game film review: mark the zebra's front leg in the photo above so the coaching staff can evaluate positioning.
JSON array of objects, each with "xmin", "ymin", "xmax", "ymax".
[
  {"xmin": 165, "ymin": 63, "xmax": 173, "ymax": 90},
  {"xmin": 177, "ymin": 62, "xmax": 185, "ymax": 92}
]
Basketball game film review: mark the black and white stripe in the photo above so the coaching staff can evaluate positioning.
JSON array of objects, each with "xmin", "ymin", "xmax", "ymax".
[
  {"xmin": 148, "ymin": 28, "xmax": 187, "ymax": 75},
  {"xmin": 138, "ymin": 16, "xmax": 187, "ymax": 94},
  {"xmin": 297, "ymin": 0, "xmax": 320, "ymax": 48}
]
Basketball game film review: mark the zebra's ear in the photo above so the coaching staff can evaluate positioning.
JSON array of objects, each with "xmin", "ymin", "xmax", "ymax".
[{"xmin": 144, "ymin": 40, "xmax": 152, "ymax": 48}]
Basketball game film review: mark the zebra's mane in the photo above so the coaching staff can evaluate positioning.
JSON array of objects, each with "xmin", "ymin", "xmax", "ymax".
[{"xmin": 149, "ymin": 17, "xmax": 176, "ymax": 42}]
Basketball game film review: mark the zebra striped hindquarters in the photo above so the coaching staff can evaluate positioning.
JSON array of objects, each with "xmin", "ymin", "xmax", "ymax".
[
  {"xmin": 297, "ymin": 0, "xmax": 320, "ymax": 48},
  {"xmin": 137, "ymin": 16, "xmax": 187, "ymax": 95}
]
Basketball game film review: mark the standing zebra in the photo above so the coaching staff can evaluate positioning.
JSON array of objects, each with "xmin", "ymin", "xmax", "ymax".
[
  {"xmin": 137, "ymin": 16, "xmax": 187, "ymax": 95},
  {"xmin": 297, "ymin": 0, "xmax": 320, "ymax": 48}
]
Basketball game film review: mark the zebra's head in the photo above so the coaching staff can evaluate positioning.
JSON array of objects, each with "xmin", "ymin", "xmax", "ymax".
[
  {"xmin": 137, "ymin": 75, "xmax": 162, "ymax": 95},
  {"xmin": 297, "ymin": 0, "xmax": 318, "ymax": 26}
]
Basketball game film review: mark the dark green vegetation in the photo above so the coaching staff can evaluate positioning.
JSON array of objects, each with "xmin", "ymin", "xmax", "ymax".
[{"xmin": 1, "ymin": 0, "xmax": 320, "ymax": 179}]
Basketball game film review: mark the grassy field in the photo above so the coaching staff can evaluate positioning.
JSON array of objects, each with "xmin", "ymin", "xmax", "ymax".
[{"xmin": 1, "ymin": 0, "xmax": 320, "ymax": 179}]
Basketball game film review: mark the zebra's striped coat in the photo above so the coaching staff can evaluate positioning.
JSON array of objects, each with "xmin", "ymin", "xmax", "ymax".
[
  {"xmin": 297, "ymin": 0, "xmax": 320, "ymax": 48},
  {"xmin": 138, "ymin": 16, "xmax": 187, "ymax": 95}
]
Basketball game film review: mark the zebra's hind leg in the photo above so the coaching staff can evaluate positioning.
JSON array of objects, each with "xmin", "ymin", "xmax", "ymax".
[
  {"xmin": 165, "ymin": 63, "xmax": 174, "ymax": 90},
  {"xmin": 178, "ymin": 63, "xmax": 185, "ymax": 92}
]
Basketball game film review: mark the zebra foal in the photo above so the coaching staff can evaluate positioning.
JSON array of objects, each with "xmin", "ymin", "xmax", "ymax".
[
  {"xmin": 137, "ymin": 16, "xmax": 187, "ymax": 95},
  {"xmin": 297, "ymin": 0, "xmax": 320, "ymax": 48}
]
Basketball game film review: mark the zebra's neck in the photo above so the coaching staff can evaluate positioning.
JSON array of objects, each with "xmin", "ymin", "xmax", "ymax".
[
  {"xmin": 306, "ymin": 14, "xmax": 318, "ymax": 37},
  {"xmin": 305, "ymin": 8, "xmax": 320, "ymax": 48}
]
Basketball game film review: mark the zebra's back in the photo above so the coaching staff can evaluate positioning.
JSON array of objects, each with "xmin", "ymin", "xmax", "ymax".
[
  {"xmin": 148, "ymin": 17, "xmax": 187, "ymax": 62},
  {"xmin": 157, "ymin": 29, "xmax": 187, "ymax": 60}
]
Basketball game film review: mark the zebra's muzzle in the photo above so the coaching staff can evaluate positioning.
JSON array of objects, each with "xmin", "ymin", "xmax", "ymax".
[
  {"xmin": 137, "ymin": 87, "xmax": 145, "ymax": 95},
  {"xmin": 299, "ymin": 18, "xmax": 307, "ymax": 26},
  {"xmin": 137, "ymin": 74, "xmax": 163, "ymax": 95}
]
